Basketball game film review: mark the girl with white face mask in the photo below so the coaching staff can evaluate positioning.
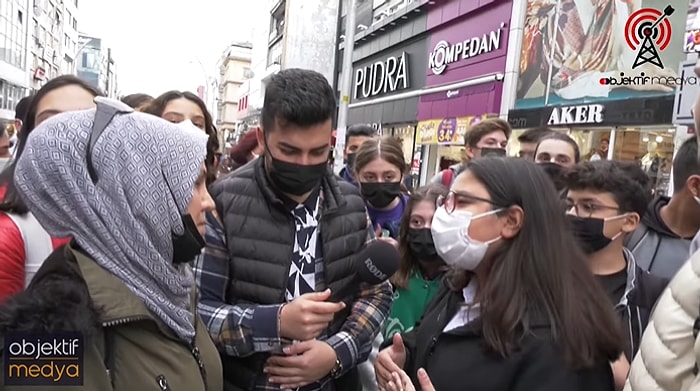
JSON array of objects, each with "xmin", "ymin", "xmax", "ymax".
[{"xmin": 375, "ymin": 157, "xmax": 625, "ymax": 391}]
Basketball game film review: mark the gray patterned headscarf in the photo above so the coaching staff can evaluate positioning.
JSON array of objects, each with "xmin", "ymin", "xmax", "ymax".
[{"xmin": 13, "ymin": 108, "xmax": 208, "ymax": 342}]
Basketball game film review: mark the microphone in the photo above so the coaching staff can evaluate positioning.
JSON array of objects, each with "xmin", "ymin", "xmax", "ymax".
[{"xmin": 332, "ymin": 240, "xmax": 401, "ymax": 302}]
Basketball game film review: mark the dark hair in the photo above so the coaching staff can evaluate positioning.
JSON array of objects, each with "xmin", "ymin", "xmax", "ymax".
[
  {"xmin": 451, "ymin": 157, "xmax": 623, "ymax": 367},
  {"xmin": 143, "ymin": 91, "xmax": 220, "ymax": 185},
  {"xmin": 536, "ymin": 132, "xmax": 582, "ymax": 163},
  {"xmin": 518, "ymin": 127, "xmax": 553, "ymax": 143},
  {"xmin": 672, "ymin": 136, "xmax": 700, "ymax": 192},
  {"xmin": 261, "ymin": 68, "xmax": 336, "ymax": 134},
  {"xmin": 393, "ymin": 184, "xmax": 448, "ymax": 288},
  {"xmin": 0, "ymin": 125, "xmax": 6, "ymax": 139},
  {"xmin": 229, "ymin": 129, "xmax": 259, "ymax": 165},
  {"xmin": 15, "ymin": 95, "xmax": 33, "ymax": 121},
  {"xmin": 0, "ymin": 75, "xmax": 103, "ymax": 215},
  {"xmin": 464, "ymin": 118, "xmax": 512, "ymax": 148},
  {"xmin": 565, "ymin": 160, "xmax": 652, "ymax": 218},
  {"xmin": 346, "ymin": 124, "xmax": 376, "ymax": 144},
  {"xmin": 354, "ymin": 136, "xmax": 407, "ymax": 178},
  {"xmin": 121, "ymin": 93, "xmax": 154, "ymax": 110}
]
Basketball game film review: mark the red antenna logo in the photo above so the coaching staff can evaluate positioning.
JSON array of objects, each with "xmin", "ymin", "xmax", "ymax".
[{"xmin": 624, "ymin": 5, "xmax": 675, "ymax": 69}]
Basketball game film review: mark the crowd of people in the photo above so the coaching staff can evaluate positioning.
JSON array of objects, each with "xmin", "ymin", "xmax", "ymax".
[{"xmin": 0, "ymin": 64, "xmax": 699, "ymax": 391}]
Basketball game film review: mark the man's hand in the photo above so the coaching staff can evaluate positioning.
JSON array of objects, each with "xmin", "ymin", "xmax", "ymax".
[
  {"xmin": 384, "ymin": 369, "xmax": 435, "ymax": 391},
  {"xmin": 375, "ymin": 333, "xmax": 407, "ymax": 389},
  {"xmin": 265, "ymin": 340, "xmax": 338, "ymax": 389},
  {"xmin": 280, "ymin": 289, "xmax": 346, "ymax": 341}
]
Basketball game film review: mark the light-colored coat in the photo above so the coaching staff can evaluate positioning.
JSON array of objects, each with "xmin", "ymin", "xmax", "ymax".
[{"xmin": 625, "ymin": 250, "xmax": 700, "ymax": 391}]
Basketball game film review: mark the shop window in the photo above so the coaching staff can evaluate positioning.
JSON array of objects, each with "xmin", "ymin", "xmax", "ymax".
[{"xmin": 613, "ymin": 128, "xmax": 674, "ymax": 196}]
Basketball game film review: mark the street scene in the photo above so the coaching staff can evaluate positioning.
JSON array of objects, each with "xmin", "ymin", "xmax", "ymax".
[{"xmin": 0, "ymin": 0, "xmax": 700, "ymax": 390}]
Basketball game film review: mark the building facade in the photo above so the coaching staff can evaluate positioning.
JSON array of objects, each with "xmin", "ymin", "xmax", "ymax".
[
  {"xmin": 0, "ymin": 0, "xmax": 31, "ymax": 122},
  {"xmin": 339, "ymin": 0, "xmax": 513, "ymax": 184},
  {"xmin": 417, "ymin": 0, "xmax": 512, "ymax": 181},
  {"xmin": 30, "ymin": 0, "xmax": 80, "ymax": 90},
  {"xmin": 215, "ymin": 42, "xmax": 252, "ymax": 149},
  {"xmin": 76, "ymin": 33, "xmax": 117, "ymax": 98},
  {"xmin": 506, "ymin": 0, "xmax": 690, "ymax": 195},
  {"xmin": 234, "ymin": 0, "xmax": 341, "ymax": 141}
]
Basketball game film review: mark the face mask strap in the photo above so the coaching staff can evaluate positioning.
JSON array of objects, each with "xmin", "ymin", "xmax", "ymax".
[
  {"xmin": 604, "ymin": 213, "xmax": 630, "ymax": 242},
  {"xmin": 473, "ymin": 207, "xmax": 505, "ymax": 220}
]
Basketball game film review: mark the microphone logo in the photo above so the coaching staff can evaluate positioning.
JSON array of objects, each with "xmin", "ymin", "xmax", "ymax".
[{"xmin": 364, "ymin": 258, "xmax": 388, "ymax": 281}]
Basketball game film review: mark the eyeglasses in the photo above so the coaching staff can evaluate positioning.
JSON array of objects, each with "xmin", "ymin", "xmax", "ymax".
[
  {"xmin": 436, "ymin": 191, "xmax": 498, "ymax": 214},
  {"xmin": 565, "ymin": 200, "xmax": 619, "ymax": 218}
]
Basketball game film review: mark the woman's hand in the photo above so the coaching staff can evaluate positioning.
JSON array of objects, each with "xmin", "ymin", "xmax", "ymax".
[
  {"xmin": 385, "ymin": 369, "xmax": 435, "ymax": 391},
  {"xmin": 375, "ymin": 334, "xmax": 407, "ymax": 389}
]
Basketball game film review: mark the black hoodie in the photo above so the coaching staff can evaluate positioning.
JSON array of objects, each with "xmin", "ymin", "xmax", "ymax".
[{"xmin": 625, "ymin": 196, "xmax": 694, "ymax": 280}]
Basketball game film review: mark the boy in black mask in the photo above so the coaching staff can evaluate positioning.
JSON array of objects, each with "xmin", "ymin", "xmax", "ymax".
[{"xmin": 565, "ymin": 160, "xmax": 668, "ymax": 362}]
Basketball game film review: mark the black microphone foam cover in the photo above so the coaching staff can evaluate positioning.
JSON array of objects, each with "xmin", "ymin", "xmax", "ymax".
[{"xmin": 356, "ymin": 240, "xmax": 401, "ymax": 285}]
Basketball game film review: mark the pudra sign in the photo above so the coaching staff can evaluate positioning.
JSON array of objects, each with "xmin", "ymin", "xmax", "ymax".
[
  {"xmin": 429, "ymin": 22, "xmax": 506, "ymax": 75},
  {"xmin": 353, "ymin": 52, "xmax": 409, "ymax": 100}
]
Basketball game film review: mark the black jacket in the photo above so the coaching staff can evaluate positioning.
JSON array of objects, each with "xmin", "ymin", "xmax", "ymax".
[
  {"xmin": 384, "ymin": 281, "xmax": 616, "ymax": 391},
  {"xmin": 625, "ymin": 196, "xmax": 693, "ymax": 280},
  {"xmin": 208, "ymin": 158, "xmax": 374, "ymax": 391}
]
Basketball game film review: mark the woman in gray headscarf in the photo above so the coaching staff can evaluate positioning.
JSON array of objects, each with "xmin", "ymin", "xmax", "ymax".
[{"xmin": 0, "ymin": 99, "xmax": 223, "ymax": 390}]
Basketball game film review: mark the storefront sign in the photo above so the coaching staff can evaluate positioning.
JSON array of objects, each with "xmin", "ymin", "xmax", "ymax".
[
  {"xmin": 508, "ymin": 96, "xmax": 674, "ymax": 128},
  {"xmin": 418, "ymin": 115, "xmax": 491, "ymax": 145},
  {"xmin": 546, "ymin": 104, "xmax": 605, "ymax": 126},
  {"xmin": 429, "ymin": 23, "xmax": 506, "ymax": 75},
  {"xmin": 353, "ymin": 52, "xmax": 409, "ymax": 100}
]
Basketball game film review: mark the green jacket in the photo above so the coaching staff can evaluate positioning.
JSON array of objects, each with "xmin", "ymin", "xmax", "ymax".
[
  {"xmin": 382, "ymin": 268, "xmax": 442, "ymax": 340},
  {"xmin": 0, "ymin": 244, "xmax": 223, "ymax": 391}
]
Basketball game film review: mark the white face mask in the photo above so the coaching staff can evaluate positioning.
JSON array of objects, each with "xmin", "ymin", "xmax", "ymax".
[
  {"xmin": 431, "ymin": 206, "xmax": 502, "ymax": 271},
  {"xmin": 177, "ymin": 119, "xmax": 202, "ymax": 134}
]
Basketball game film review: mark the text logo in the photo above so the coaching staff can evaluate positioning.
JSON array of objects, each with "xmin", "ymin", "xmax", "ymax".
[
  {"xmin": 599, "ymin": 72, "xmax": 698, "ymax": 87},
  {"xmin": 353, "ymin": 52, "xmax": 409, "ymax": 100},
  {"xmin": 429, "ymin": 23, "xmax": 506, "ymax": 75},
  {"xmin": 624, "ymin": 5, "xmax": 675, "ymax": 69},
  {"xmin": 3, "ymin": 332, "xmax": 84, "ymax": 386},
  {"xmin": 547, "ymin": 104, "xmax": 604, "ymax": 126},
  {"xmin": 364, "ymin": 258, "xmax": 388, "ymax": 281}
]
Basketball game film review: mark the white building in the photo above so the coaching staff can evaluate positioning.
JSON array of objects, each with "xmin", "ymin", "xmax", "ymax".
[
  {"xmin": 235, "ymin": 0, "xmax": 341, "ymax": 139},
  {"xmin": 215, "ymin": 42, "xmax": 252, "ymax": 144},
  {"xmin": 29, "ymin": 0, "xmax": 80, "ymax": 90},
  {"xmin": 0, "ymin": 0, "xmax": 33, "ymax": 122}
]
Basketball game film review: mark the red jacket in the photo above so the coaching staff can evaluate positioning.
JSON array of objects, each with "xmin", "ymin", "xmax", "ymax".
[{"xmin": 0, "ymin": 184, "xmax": 69, "ymax": 300}]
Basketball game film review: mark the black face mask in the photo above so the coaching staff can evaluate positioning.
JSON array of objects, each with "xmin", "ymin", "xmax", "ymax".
[
  {"xmin": 345, "ymin": 153, "xmax": 356, "ymax": 170},
  {"xmin": 268, "ymin": 154, "xmax": 327, "ymax": 196},
  {"xmin": 479, "ymin": 147, "xmax": 507, "ymax": 158},
  {"xmin": 567, "ymin": 215, "xmax": 611, "ymax": 254},
  {"xmin": 361, "ymin": 182, "xmax": 402, "ymax": 208},
  {"xmin": 537, "ymin": 162, "xmax": 567, "ymax": 191},
  {"xmin": 408, "ymin": 228, "xmax": 441, "ymax": 262},
  {"xmin": 172, "ymin": 214, "xmax": 206, "ymax": 265}
]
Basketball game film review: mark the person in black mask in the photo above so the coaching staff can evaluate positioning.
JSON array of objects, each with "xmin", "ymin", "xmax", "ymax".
[
  {"xmin": 430, "ymin": 118, "xmax": 512, "ymax": 188},
  {"xmin": 564, "ymin": 160, "xmax": 668, "ymax": 372},
  {"xmin": 535, "ymin": 132, "xmax": 580, "ymax": 197},
  {"xmin": 382, "ymin": 184, "xmax": 448, "ymax": 340},
  {"xmin": 353, "ymin": 136, "xmax": 409, "ymax": 241},
  {"xmin": 339, "ymin": 124, "xmax": 376, "ymax": 187},
  {"xmin": 194, "ymin": 68, "xmax": 392, "ymax": 391}
]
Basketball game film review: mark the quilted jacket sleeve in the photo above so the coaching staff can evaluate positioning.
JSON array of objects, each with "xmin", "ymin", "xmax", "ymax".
[
  {"xmin": 625, "ymin": 254, "xmax": 700, "ymax": 391},
  {"xmin": 0, "ymin": 213, "xmax": 25, "ymax": 301}
]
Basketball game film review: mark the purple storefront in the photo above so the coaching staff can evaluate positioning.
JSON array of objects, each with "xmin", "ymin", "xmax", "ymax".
[{"xmin": 416, "ymin": 0, "xmax": 513, "ymax": 183}]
